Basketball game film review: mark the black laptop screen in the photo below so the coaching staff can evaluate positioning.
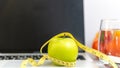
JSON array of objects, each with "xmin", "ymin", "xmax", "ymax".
[{"xmin": 0, "ymin": 0, "xmax": 84, "ymax": 53}]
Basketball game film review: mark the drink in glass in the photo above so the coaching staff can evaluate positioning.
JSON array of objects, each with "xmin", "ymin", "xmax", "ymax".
[{"xmin": 99, "ymin": 19, "xmax": 120, "ymax": 64}]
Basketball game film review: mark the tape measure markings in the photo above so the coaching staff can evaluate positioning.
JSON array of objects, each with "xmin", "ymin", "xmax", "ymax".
[{"xmin": 21, "ymin": 32, "xmax": 118, "ymax": 68}]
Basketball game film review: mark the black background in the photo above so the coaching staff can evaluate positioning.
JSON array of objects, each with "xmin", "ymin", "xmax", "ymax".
[{"xmin": 0, "ymin": 0, "xmax": 84, "ymax": 53}]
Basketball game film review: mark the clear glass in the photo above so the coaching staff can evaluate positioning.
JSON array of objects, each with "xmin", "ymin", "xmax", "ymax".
[{"xmin": 99, "ymin": 19, "xmax": 120, "ymax": 65}]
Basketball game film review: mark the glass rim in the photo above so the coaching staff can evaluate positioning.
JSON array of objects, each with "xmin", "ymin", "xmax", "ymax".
[{"xmin": 100, "ymin": 19, "xmax": 120, "ymax": 30}]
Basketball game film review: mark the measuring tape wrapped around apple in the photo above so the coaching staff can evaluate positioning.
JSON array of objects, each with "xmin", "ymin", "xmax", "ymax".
[{"xmin": 21, "ymin": 32, "xmax": 118, "ymax": 68}]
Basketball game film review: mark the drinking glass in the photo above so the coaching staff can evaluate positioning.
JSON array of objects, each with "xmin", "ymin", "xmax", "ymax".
[{"xmin": 99, "ymin": 19, "xmax": 120, "ymax": 65}]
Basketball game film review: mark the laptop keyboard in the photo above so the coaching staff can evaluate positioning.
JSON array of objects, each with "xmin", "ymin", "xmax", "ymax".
[
  {"xmin": 77, "ymin": 55, "xmax": 86, "ymax": 60},
  {"xmin": 0, "ymin": 55, "xmax": 42, "ymax": 60},
  {"xmin": 0, "ymin": 55, "xmax": 85, "ymax": 60}
]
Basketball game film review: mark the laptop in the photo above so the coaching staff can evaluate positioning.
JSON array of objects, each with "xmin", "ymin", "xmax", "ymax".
[{"xmin": 0, "ymin": 0, "xmax": 99, "ymax": 68}]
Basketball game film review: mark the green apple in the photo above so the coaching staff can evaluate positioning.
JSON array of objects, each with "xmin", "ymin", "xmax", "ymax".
[{"xmin": 48, "ymin": 37, "xmax": 78, "ymax": 65}]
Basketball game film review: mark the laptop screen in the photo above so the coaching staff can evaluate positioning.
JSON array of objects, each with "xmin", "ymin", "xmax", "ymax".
[{"xmin": 0, "ymin": 0, "xmax": 84, "ymax": 53}]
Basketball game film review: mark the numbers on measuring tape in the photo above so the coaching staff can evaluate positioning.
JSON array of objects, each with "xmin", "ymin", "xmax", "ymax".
[
  {"xmin": 91, "ymin": 51, "xmax": 96, "ymax": 54},
  {"xmin": 21, "ymin": 55, "xmax": 76, "ymax": 68},
  {"xmin": 21, "ymin": 32, "xmax": 118, "ymax": 68},
  {"xmin": 100, "ymin": 55, "xmax": 103, "ymax": 59}
]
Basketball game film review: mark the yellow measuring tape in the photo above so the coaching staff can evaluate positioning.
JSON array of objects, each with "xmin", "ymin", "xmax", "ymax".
[{"xmin": 21, "ymin": 32, "xmax": 118, "ymax": 68}]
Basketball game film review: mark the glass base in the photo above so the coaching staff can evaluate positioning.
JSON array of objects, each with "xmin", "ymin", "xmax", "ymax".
[
  {"xmin": 99, "ymin": 55, "xmax": 120, "ymax": 68},
  {"xmin": 108, "ymin": 55, "xmax": 120, "ymax": 63}
]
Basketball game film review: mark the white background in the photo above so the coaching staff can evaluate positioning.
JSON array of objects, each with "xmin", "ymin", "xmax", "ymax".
[{"xmin": 84, "ymin": 0, "xmax": 120, "ymax": 47}]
